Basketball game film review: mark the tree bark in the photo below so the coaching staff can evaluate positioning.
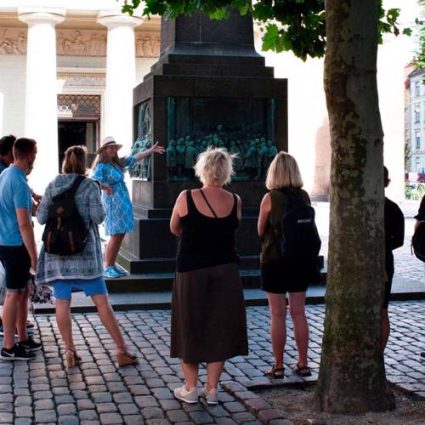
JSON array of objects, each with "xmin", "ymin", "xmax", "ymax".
[{"xmin": 316, "ymin": 0, "xmax": 395, "ymax": 413}]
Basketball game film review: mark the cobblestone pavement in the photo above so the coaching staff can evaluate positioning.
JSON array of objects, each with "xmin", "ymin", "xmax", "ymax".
[{"xmin": 0, "ymin": 302, "xmax": 424, "ymax": 425}]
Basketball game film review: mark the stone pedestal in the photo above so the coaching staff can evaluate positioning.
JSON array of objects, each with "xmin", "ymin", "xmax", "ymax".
[{"xmin": 117, "ymin": 12, "xmax": 288, "ymax": 290}]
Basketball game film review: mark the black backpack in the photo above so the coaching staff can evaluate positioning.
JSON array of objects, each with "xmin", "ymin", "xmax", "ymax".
[
  {"xmin": 42, "ymin": 176, "xmax": 88, "ymax": 256},
  {"xmin": 279, "ymin": 190, "xmax": 321, "ymax": 259},
  {"xmin": 412, "ymin": 222, "xmax": 425, "ymax": 262}
]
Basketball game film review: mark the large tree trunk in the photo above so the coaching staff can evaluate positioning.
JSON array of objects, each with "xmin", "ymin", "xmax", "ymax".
[{"xmin": 316, "ymin": 0, "xmax": 395, "ymax": 413}]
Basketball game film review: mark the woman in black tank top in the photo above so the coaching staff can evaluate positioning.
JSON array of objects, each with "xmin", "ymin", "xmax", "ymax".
[{"xmin": 170, "ymin": 148, "xmax": 248, "ymax": 405}]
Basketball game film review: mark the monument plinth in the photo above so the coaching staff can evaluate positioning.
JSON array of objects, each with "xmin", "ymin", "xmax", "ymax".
[{"xmin": 116, "ymin": 12, "xmax": 288, "ymax": 289}]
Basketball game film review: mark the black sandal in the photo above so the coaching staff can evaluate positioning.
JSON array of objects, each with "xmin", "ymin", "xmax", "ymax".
[
  {"xmin": 264, "ymin": 365, "xmax": 285, "ymax": 379},
  {"xmin": 293, "ymin": 363, "xmax": 312, "ymax": 377}
]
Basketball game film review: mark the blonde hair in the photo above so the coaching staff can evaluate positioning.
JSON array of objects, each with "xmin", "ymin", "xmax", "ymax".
[
  {"xmin": 265, "ymin": 151, "xmax": 303, "ymax": 190},
  {"xmin": 194, "ymin": 147, "xmax": 236, "ymax": 186},
  {"xmin": 62, "ymin": 145, "xmax": 87, "ymax": 175}
]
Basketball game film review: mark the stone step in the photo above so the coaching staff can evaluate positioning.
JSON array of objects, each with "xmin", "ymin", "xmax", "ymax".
[{"xmin": 105, "ymin": 267, "xmax": 327, "ymax": 293}]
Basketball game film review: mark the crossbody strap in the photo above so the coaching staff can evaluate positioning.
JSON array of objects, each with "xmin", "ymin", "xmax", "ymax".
[
  {"xmin": 68, "ymin": 175, "xmax": 85, "ymax": 196},
  {"xmin": 199, "ymin": 189, "xmax": 218, "ymax": 218}
]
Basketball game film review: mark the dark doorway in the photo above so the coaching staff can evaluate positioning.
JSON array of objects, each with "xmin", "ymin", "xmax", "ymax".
[{"xmin": 58, "ymin": 121, "xmax": 98, "ymax": 169}]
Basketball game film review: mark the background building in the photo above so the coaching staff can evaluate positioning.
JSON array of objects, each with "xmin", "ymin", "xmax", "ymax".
[{"xmin": 407, "ymin": 68, "xmax": 425, "ymax": 173}]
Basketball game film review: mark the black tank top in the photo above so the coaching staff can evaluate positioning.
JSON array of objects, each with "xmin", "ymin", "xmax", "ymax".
[{"xmin": 176, "ymin": 190, "xmax": 240, "ymax": 272}]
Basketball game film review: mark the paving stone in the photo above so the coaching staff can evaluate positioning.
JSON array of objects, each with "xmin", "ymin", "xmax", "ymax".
[
  {"xmin": 15, "ymin": 406, "xmax": 33, "ymax": 417},
  {"xmin": 142, "ymin": 407, "xmax": 165, "ymax": 419},
  {"xmin": 123, "ymin": 414, "xmax": 145, "ymax": 425},
  {"xmin": 14, "ymin": 419, "xmax": 33, "ymax": 425},
  {"xmin": 189, "ymin": 411, "xmax": 214, "ymax": 424},
  {"xmin": 166, "ymin": 409, "xmax": 189, "ymax": 422},
  {"xmin": 0, "ymin": 412, "xmax": 13, "ymax": 423},
  {"xmin": 96, "ymin": 403, "xmax": 118, "ymax": 413},
  {"xmin": 57, "ymin": 404, "xmax": 77, "ymax": 416},
  {"xmin": 58, "ymin": 415, "xmax": 80, "ymax": 425},
  {"xmin": 135, "ymin": 396, "xmax": 159, "ymax": 408},
  {"xmin": 118, "ymin": 403, "xmax": 139, "ymax": 415},
  {"xmin": 79, "ymin": 410, "xmax": 99, "ymax": 421},
  {"xmin": 232, "ymin": 411, "xmax": 257, "ymax": 423},
  {"xmin": 99, "ymin": 412, "xmax": 124, "ymax": 424},
  {"xmin": 34, "ymin": 410, "xmax": 57, "ymax": 423}
]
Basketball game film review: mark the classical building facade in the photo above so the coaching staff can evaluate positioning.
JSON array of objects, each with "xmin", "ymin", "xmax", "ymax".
[
  {"xmin": 0, "ymin": 0, "xmax": 416, "ymax": 199},
  {"xmin": 407, "ymin": 68, "xmax": 425, "ymax": 173},
  {"xmin": 0, "ymin": 0, "xmax": 160, "ymax": 192}
]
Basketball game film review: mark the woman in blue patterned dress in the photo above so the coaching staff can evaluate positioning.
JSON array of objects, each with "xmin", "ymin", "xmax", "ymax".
[{"xmin": 92, "ymin": 137, "xmax": 164, "ymax": 278}]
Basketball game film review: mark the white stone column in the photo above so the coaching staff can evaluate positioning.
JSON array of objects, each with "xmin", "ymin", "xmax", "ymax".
[
  {"xmin": 98, "ymin": 12, "xmax": 143, "ymax": 153},
  {"xmin": 19, "ymin": 8, "xmax": 65, "ymax": 193}
]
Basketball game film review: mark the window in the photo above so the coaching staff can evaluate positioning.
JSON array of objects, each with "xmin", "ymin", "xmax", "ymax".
[
  {"xmin": 415, "ymin": 104, "xmax": 421, "ymax": 124},
  {"xmin": 416, "ymin": 130, "xmax": 421, "ymax": 150},
  {"xmin": 416, "ymin": 157, "xmax": 421, "ymax": 172},
  {"xmin": 416, "ymin": 81, "xmax": 421, "ymax": 97}
]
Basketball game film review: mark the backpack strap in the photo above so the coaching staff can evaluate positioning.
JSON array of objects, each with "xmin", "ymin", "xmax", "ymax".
[{"xmin": 67, "ymin": 175, "xmax": 85, "ymax": 196}]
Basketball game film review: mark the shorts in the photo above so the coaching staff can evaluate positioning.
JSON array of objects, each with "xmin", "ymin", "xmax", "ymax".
[
  {"xmin": 53, "ymin": 277, "xmax": 108, "ymax": 301},
  {"xmin": 0, "ymin": 245, "xmax": 31, "ymax": 293},
  {"xmin": 261, "ymin": 257, "xmax": 321, "ymax": 294}
]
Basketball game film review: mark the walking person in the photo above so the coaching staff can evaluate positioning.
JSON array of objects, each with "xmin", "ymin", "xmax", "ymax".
[
  {"xmin": 0, "ymin": 138, "xmax": 42, "ymax": 361},
  {"xmin": 258, "ymin": 151, "xmax": 321, "ymax": 379},
  {"xmin": 91, "ymin": 136, "xmax": 164, "ymax": 278},
  {"xmin": 36, "ymin": 146, "xmax": 138, "ymax": 368},
  {"xmin": 381, "ymin": 166, "xmax": 404, "ymax": 350},
  {"xmin": 170, "ymin": 147, "xmax": 248, "ymax": 405}
]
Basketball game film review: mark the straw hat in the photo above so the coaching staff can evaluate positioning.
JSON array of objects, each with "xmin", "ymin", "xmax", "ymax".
[{"xmin": 96, "ymin": 136, "xmax": 122, "ymax": 154}]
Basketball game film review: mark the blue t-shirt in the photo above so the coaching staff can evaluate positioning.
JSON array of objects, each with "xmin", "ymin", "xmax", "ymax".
[{"xmin": 0, "ymin": 165, "xmax": 32, "ymax": 246}]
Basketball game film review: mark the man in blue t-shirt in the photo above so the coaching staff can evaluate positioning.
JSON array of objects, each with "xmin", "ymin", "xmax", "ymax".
[{"xmin": 0, "ymin": 138, "xmax": 42, "ymax": 360}]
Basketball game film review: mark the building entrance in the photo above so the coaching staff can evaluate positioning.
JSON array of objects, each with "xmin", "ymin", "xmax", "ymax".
[
  {"xmin": 57, "ymin": 94, "xmax": 101, "ymax": 169},
  {"xmin": 58, "ymin": 121, "xmax": 98, "ymax": 169}
]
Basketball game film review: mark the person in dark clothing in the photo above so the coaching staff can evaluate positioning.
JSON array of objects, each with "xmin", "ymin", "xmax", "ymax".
[
  {"xmin": 382, "ymin": 166, "xmax": 404, "ymax": 350},
  {"xmin": 414, "ymin": 190, "xmax": 425, "ymax": 359}
]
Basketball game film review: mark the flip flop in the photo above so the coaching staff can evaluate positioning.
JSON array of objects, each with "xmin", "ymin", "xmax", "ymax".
[{"xmin": 264, "ymin": 365, "xmax": 285, "ymax": 379}]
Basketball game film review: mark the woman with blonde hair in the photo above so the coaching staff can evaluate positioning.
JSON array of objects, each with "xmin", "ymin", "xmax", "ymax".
[
  {"xmin": 92, "ymin": 137, "xmax": 164, "ymax": 278},
  {"xmin": 170, "ymin": 147, "xmax": 248, "ymax": 405},
  {"xmin": 258, "ymin": 151, "xmax": 321, "ymax": 379},
  {"xmin": 36, "ymin": 145, "xmax": 138, "ymax": 368}
]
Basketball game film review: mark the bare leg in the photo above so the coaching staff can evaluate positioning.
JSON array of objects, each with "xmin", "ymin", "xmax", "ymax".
[
  {"xmin": 381, "ymin": 308, "xmax": 390, "ymax": 350},
  {"xmin": 288, "ymin": 291, "xmax": 309, "ymax": 367},
  {"xmin": 55, "ymin": 300, "xmax": 74, "ymax": 351},
  {"xmin": 181, "ymin": 361, "xmax": 199, "ymax": 389},
  {"xmin": 91, "ymin": 294, "xmax": 127, "ymax": 353},
  {"xmin": 16, "ymin": 286, "xmax": 29, "ymax": 342},
  {"xmin": 206, "ymin": 361, "xmax": 225, "ymax": 390},
  {"xmin": 2, "ymin": 291, "xmax": 21, "ymax": 348},
  {"xmin": 104, "ymin": 234, "xmax": 126, "ymax": 267},
  {"xmin": 267, "ymin": 293, "xmax": 287, "ymax": 369}
]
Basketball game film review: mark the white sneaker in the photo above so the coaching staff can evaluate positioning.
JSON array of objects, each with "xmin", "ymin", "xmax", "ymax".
[
  {"xmin": 200, "ymin": 387, "xmax": 219, "ymax": 405},
  {"xmin": 174, "ymin": 385, "xmax": 198, "ymax": 404}
]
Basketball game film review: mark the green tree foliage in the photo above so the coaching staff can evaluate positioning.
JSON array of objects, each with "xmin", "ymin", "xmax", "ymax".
[
  {"xmin": 122, "ymin": 0, "xmax": 408, "ymax": 60},
  {"xmin": 416, "ymin": 1, "xmax": 425, "ymax": 69}
]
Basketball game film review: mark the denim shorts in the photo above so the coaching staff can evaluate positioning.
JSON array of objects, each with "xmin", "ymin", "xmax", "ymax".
[
  {"xmin": 0, "ymin": 245, "xmax": 31, "ymax": 293},
  {"xmin": 52, "ymin": 277, "xmax": 108, "ymax": 301}
]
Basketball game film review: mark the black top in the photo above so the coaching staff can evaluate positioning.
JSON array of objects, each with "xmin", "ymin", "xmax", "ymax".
[
  {"xmin": 384, "ymin": 197, "xmax": 404, "ymax": 277},
  {"xmin": 176, "ymin": 190, "xmax": 239, "ymax": 272}
]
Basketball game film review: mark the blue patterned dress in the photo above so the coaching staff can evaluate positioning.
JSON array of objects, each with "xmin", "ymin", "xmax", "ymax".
[{"xmin": 91, "ymin": 156, "xmax": 136, "ymax": 236}]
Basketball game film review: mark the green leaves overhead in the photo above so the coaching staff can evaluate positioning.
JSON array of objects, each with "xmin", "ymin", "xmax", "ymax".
[{"xmin": 121, "ymin": 0, "xmax": 408, "ymax": 61}]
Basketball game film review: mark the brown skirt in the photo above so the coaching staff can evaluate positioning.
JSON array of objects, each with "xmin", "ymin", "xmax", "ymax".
[{"xmin": 170, "ymin": 262, "xmax": 248, "ymax": 363}]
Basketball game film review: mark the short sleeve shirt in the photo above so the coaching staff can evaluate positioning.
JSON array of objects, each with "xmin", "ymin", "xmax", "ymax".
[{"xmin": 0, "ymin": 165, "xmax": 32, "ymax": 246}]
